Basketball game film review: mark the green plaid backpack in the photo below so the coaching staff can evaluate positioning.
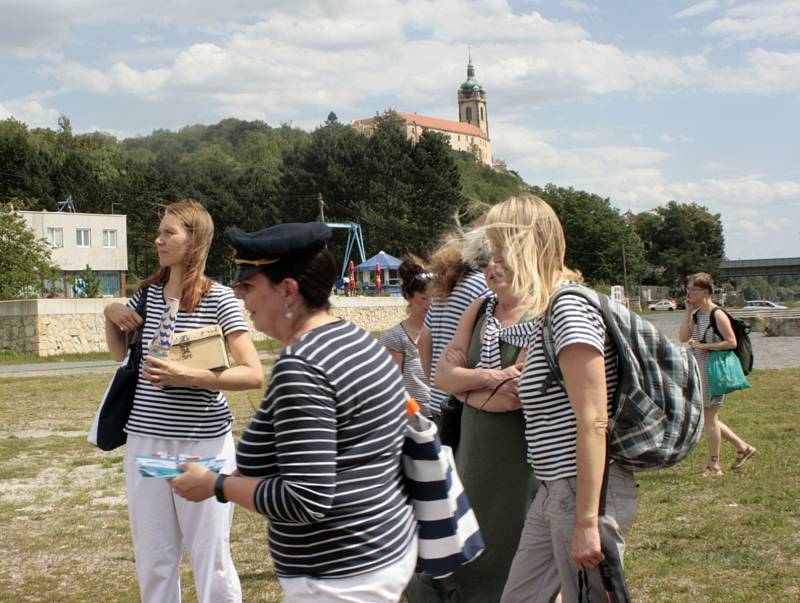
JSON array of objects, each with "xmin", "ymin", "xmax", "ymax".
[{"xmin": 541, "ymin": 285, "xmax": 705, "ymax": 471}]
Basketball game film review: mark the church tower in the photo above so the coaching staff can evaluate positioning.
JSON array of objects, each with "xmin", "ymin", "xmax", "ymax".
[{"xmin": 457, "ymin": 53, "xmax": 488, "ymax": 138}]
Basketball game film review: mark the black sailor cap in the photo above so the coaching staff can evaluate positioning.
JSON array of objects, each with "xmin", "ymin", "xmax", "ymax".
[{"xmin": 226, "ymin": 222, "xmax": 332, "ymax": 283}]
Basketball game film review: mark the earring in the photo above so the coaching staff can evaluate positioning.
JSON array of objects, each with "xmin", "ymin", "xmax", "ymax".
[{"xmin": 284, "ymin": 305, "xmax": 293, "ymax": 320}]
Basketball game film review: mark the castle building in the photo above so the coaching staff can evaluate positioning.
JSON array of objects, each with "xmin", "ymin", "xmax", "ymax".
[{"xmin": 352, "ymin": 57, "xmax": 492, "ymax": 165}]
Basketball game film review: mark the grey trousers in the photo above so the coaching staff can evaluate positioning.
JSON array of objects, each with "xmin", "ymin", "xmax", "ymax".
[{"xmin": 500, "ymin": 463, "xmax": 638, "ymax": 603}]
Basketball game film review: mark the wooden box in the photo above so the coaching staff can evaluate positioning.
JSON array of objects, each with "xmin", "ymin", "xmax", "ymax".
[{"xmin": 168, "ymin": 325, "xmax": 230, "ymax": 370}]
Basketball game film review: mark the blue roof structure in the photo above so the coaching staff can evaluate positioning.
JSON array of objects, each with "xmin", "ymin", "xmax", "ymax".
[{"xmin": 355, "ymin": 251, "xmax": 402, "ymax": 271}]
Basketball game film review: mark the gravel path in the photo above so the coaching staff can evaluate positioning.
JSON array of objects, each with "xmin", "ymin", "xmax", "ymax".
[
  {"xmin": 1, "ymin": 314, "xmax": 797, "ymax": 377},
  {"xmin": 645, "ymin": 312, "xmax": 799, "ymax": 370}
]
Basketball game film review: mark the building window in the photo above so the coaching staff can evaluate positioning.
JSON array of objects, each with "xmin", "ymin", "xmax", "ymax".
[
  {"xmin": 103, "ymin": 229, "xmax": 117, "ymax": 248},
  {"xmin": 76, "ymin": 228, "xmax": 91, "ymax": 247},
  {"xmin": 480, "ymin": 106, "xmax": 484, "ymax": 121},
  {"xmin": 47, "ymin": 227, "xmax": 63, "ymax": 248},
  {"xmin": 465, "ymin": 107, "xmax": 473, "ymax": 122}
]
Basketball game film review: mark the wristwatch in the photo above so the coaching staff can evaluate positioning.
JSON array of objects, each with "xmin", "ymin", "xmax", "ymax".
[{"xmin": 214, "ymin": 474, "xmax": 228, "ymax": 503}]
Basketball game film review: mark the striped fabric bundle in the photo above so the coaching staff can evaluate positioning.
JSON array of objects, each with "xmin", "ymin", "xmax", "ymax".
[{"xmin": 402, "ymin": 401, "xmax": 484, "ymax": 578}]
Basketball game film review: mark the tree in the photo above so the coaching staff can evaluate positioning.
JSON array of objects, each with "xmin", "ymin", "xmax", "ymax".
[
  {"xmin": 633, "ymin": 201, "xmax": 724, "ymax": 289},
  {"xmin": 534, "ymin": 184, "xmax": 647, "ymax": 289},
  {"xmin": 0, "ymin": 203, "xmax": 59, "ymax": 299},
  {"xmin": 77, "ymin": 264, "xmax": 101, "ymax": 298}
]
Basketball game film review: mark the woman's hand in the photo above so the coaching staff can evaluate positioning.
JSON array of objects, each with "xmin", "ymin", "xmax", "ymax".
[
  {"xmin": 143, "ymin": 355, "xmax": 195, "ymax": 387},
  {"xmin": 170, "ymin": 463, "xmax": 216, "ymax": 502},
  {"xmin": 104, "ymin": 302, "xmax": 143, "ymax": 333},
  {"xmin": 687, "ymin": 338, "xmax": 705, "ymax": 350},
  {"xmin": 571, "ymin": 522, "xmax": 604, "ymax": 569}
]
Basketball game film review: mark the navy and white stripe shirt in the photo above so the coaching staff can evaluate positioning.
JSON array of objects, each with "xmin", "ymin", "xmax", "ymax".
[
  {"xmin": 125, "ymin": 283, "xmax": 247, "ymax": 440},
  {"xmin": 236, "ymin": 320, "xmax": 416, "ymax": 579},
  {"xmin": 518, "ymin": 294, "xmax": 619, "ymax": 481},
  {"xmin": 424, "ymin": 268, "xmax": 489, "ymax": 414}
]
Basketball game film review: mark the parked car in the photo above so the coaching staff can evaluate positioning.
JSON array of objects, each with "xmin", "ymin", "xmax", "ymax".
[
  {"xmin": 648, "ymin": 299, "xmax": 677, "ymax": 311},
  {"xmin": 743, "ymin": 300, "xmax": 787, "ymax": 310}
]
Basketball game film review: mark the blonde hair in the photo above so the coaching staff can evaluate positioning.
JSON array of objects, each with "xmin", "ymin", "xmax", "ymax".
[
  {"xmin": 139, "ymin": 199, "xmax": 214, "ymax": 313},
  {"xmin": 484, "ymin": 195, "xmax": 581, "ymax": 316}
]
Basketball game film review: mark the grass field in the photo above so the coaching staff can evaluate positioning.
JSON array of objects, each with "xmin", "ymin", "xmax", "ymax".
[{"xmin": 0, "ymin": 368, "xmax": 797, "ymax": 602}]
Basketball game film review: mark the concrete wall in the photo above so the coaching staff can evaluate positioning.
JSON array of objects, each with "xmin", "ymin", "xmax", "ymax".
[{"xmin": 0, "ymin": 296, "xmax": 409, "ymax": 357}]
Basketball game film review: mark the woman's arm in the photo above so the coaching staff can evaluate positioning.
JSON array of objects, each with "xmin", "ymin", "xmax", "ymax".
[
  {"xmin": 706, "ymin": 310, "xmax": 737, "ymax": 351},
  {"xmin": 104, "ymin": 302, "xmax": 143, "ymax": 362},
  {"xmin": 142, "ymin": 330, "xmax": 264, "ymax": 390},
  {"xmin": 559, "ymin": 343, "xmax": 609, "ymax": 570},
  {"xmin": 418, "ymin": 327, "xmax": 432, "ymax": 383},
  {"xmin": 677, "ymin": 307, "xmax": 694, "ymax": 343},
  {"xmin": 386, "ymin": 349, "xmax": 404, "ymax": 370},
  {"xmin": 171, "ymin": 463, "xmax": 260, "ymax": 511},
  {"xmin": 435, "ymin": 299, "xmax": 515, "ymax": 394}
]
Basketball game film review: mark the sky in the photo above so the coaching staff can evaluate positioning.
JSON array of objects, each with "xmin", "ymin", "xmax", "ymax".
[{"xmin": 1, "ymin": 0, "xmax": 798, "ymax": 260}]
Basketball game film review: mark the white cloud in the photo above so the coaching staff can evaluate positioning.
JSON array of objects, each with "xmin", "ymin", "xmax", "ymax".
[
  {"xmin": 560, "ymin": 1, "xmax": 599, "ymax": 14},
  {"xmin": 659, "ymin": 133, "xmax": 690, "ymax": 143},
  {"xmin": 704, "ymin": 0, "xmax": 800, "ymax": 41},
  {"xmin": 0, "ymin": 97, "xmax": 59, "ymax": 127},
  {"xmin": 672, "ymin": 0, "xmax": 720, "ymax": 20},
  {"xmin": 708, "ymin": 48, "xmax": 800, "ymax": 94}
]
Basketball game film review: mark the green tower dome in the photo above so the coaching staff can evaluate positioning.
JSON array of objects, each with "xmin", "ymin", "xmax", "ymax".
[{"xmin": 459, "ymin": 58, "xmax": 484, "ymax": 93}]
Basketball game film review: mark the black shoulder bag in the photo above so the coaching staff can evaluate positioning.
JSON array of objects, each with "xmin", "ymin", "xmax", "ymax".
[{"xmin": 93, "ymin": 288, "xmax": 149, "ymax": 451}]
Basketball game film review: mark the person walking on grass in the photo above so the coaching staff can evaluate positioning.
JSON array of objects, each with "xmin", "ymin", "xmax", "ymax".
[{"xmin": 678, "ymin": 272, "xmax": 757, "ymax": 477}]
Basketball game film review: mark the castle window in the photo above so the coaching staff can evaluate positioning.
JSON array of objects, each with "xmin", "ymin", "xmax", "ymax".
[
  {"xmin": 480, "ymin": 107, "xmax": 484, "ymax": 121},
  {"xmin": 465, "ymin": 107, "xmax": 472, "ymax": 122}
]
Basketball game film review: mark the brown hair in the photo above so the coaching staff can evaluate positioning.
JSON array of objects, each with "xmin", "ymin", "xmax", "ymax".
[
  {"xmin": 260, "ymin": 247, "xmax": 337, "ymax": 311},
  {"xmin": 138, "ymin": 199, "xmax": 213, "ymax": 313},
  {"xmin": 398, "ymin": 255, "xmax": 431, "ymax": 299},
  {"xmin": 687, "ymin": 272, "xmax": 714, "ymax": 294},
  {"xmin": 427, "ymin": 234, "xmax": 469, "ymax": 300}
]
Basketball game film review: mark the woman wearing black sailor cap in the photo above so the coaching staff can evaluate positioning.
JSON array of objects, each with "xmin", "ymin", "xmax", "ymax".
[{"xmin": 171, "ymin": 222, "xmax": 418, "ymax": 602}]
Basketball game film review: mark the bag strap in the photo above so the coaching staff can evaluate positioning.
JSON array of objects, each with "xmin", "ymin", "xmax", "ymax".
[{"xmin": 126, "ymin": 287, "xmax": 149, "ymax": 364}]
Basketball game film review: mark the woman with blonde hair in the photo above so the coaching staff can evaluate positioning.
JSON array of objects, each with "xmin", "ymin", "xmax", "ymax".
[
  {"xmin": 407, "ymin": 228, "xmax": 537, "ymax": 602},
  {"xmin": 103, "ymin": 199, "xmax": 263, "ymax": 603},
  {"xmin": 678, "ymin": 272, "xmax": 756, "ymax": 476},
  {"xmin": 480, "ymin": 195, "xmax": 638, "ymax": 603}
]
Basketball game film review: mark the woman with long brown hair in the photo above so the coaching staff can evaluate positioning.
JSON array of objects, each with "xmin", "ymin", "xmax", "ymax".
[
  {"xmin": 103, "ymin": 199, "xmax": 263, "ymax": 603},
  {"xmin": 418, "ymin": 233, "xmax": 489, "ymax": 422}
]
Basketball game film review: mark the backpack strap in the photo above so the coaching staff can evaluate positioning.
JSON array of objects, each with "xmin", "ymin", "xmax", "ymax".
[{"xmin": 539, "ymin": 284, "xmax": 604, "ymax": 395}]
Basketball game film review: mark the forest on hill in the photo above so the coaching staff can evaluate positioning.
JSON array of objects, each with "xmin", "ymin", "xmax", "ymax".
[{"xmin": 3, "ymin": 112, "xmax": 765, "ymax": 299}]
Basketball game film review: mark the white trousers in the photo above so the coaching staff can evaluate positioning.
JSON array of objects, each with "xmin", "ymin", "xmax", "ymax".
[
  {"xmin": 124, "ymin": 432, "xmax": 242, "ymax": 603},
  {"xmin": 279, "ymin": 533, "xmax": 419, "ymax": 603}
]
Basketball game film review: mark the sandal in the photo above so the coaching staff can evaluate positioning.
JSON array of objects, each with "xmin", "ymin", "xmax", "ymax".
[
  {"xmin": 700, "ymin": 464, "xmax": 723, "ymax": 477},
  {"xmin": 731, "ymin": 446, "xmax": 757, "ymax": 470}
]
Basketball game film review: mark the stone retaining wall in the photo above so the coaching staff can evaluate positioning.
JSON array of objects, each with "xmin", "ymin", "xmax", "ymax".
[{"xmin": 0, "ymin": 296, "xmax": 409, "ymax": 357}]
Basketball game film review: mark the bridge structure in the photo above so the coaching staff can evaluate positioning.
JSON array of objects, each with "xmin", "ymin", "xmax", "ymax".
[{"xmin": 719, "ymin": 257, "xmax": 800, "ymax": 278}]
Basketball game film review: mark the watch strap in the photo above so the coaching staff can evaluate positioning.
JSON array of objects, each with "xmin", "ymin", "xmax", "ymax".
[{"xmin": 214, "ymin": 473, "xmax": 228, "ymax": 503}]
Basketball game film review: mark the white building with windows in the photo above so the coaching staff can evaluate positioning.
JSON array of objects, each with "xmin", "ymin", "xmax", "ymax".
[{"xmin": 18, "ymin": 210, "xmax": 128, "ymax": 297}]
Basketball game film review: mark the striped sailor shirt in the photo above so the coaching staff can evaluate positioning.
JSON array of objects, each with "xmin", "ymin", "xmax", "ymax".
[
  {"xmin": 424, "ymin": 268, "xmax": 489, "ymax": 415},
  {"xmin": 236, "ymin": 320, "xmax": 416, "ymax": 579},
  {"xmin": 125, "ymin": 283, "xmax": 247, "ymax": 440},
  {"xmin": 518, "ymin": 294, "xmax": 619, "ymax": 482}
]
